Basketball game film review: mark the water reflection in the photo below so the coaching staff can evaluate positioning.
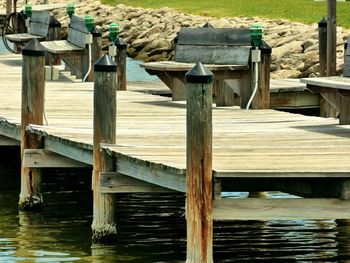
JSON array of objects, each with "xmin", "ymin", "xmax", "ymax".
[{"xmin": 1, "ymin": 148, "xmax": 350, "ymax": 262}]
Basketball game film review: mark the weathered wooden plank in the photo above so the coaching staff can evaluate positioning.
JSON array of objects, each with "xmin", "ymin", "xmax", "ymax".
[
  {"xmin": 301, "ymin": 76, "xmax": 350, "ymax": 90},
  {"xmin": 5, "ymin": 33, "xmax": 45, "ymax": 42},
  {"xmin": 29, "ymin": 21, "xmax": 49, "ymax": 37},
  {"xmin": 177, "ymin": 27, "xmax": 251, "ymax": 46},
  {"xmin": 40, "ymin": 40, "xmax": 84, "ymax": 54},
  {"xmin": 175, "ymin": 45, "xmax": 251, "ymax": 65},
  {"xmin": 113, "ymin": 153, "xmax": 186, "ymax": 192},
  {"xmin": 100, "ymin": 172, "xmax": 175, "ymax": 193},
  {"xmin": 213, "ymin": 198, "xmax": 350, "ymax": 220},
  {"xmin": 30, "ymin": 10, "xmax": 50, "ymax": 24},
  {"xmin": 67, "ymin": 29, "xmax": 88, "ymax": 49},
  {"xmin": 0, "ymin": 134, "xmax": 19, "ymax": 145},
  {"xmin": 23, "ymin": 149, "xmax": 90, "ymax": 168},
  {"xmin": 43, "ymin": 137, "xmax": 93, "ymax": 165},
  {"xmin": 69, "ymin": 14, "xmax": 88, "ymax": 33}
]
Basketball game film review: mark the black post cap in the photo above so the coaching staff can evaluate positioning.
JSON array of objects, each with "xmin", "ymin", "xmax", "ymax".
[
  {"xmin": 22, "ymin": 39, "xmax": 47, "ymax": 57},
  {"xmin": 202, "ymin": 22, "xmax": 214, "ymax": 28},
  {"xmin": 318, "ymin": 17, "xmax": 327, "ymax": 28},
  {"xmin": 94, "ymin": 54, "xmax": 117, "ymax": 72},
  {"xmin": 114, "ymin": 38, "xmax": 127, "ymax": 49},
  {"xmin": 185, "ymin": 62, "xmax": 214, "ymax": 84},
  {"xmin": 92, "ymin": 27, "xmax": 102, "ymax": 37},
  {"xmin": 259, "ymin": 40, "xmax": 272, "ymax": 55},
  {"xmin": 49, "ymin": 17, "xmax": 61, "ymax": 28}
]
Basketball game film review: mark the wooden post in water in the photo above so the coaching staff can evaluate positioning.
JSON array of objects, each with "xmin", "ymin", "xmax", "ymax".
[
  {"xmin": 318, "ymin": 17, "xmax": 327, "ymax": 77},
  {"xmin": 115, "ymin": 38, "xmax": 127, "ymax": 91},
  {"xmin": 185, "ymin": 62, "xmax": 213, "ymax": 263},
  {"xmin": 19, "ymin": 39, "xmax": 46, "ymax": 211},
  {"xmin": 327, "ymin": 0, "xmax": 336, "ymax": 76},
  {"xmin": 251, "ymin": 40, "xmax": 271, "ymax": 109},
  {"xmin": 91, "ymin": 55, "xmax": 118, "ymax": 243},
  {"xmin": 87, "ymin": 28, "xmax": 103, "ymax": 82}
]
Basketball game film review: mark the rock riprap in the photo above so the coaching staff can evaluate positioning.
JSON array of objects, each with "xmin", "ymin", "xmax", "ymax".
[{"xmin": 9, "ymin": 0, "xmax": 350, "ymax": 78}]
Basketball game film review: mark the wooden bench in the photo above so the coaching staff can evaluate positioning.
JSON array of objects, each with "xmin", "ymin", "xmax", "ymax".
[
  {"xmin": 4, "ymin": 10, "xmax": 51, "ymax": 53},
  {"xmin": 300, "ymin": 38, "xmax": 350, "ymax": 124},
  {"xmin": 141, "ymin": 27, "xmax": 272, "ymax": 109},
  {"xmin": 40, "ymin": 14, "xmax": 102, "ymax": 81}
]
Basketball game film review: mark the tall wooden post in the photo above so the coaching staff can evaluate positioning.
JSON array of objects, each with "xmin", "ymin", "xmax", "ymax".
[
  {"xmin": 46, "ymin": 17, "xmax": 61, "ymax": 66},
  {"xmin": 87, "ymin": 29, "xmax": 102, "ymax": 82},
  {"xmin": 327, "ymin": 0, "xmax": 336, "ymax": 76},
  {"xmin": 185, "ymin": 62, "xmax": 213, "ymax": 263},
  {"xmin": 115, "ymin": 38, "xmax": 127, "ymax": 91},
  {"xmin": 6, "ymin": 0, "xmax": 12, "ymax": 15},
  {"xmin": 252, "ymin": 40, "xmax": 271, "ymax": 109},
  {"xmin": 19, "ymin": 39, "xmax": 46, "ymax": 211},
  {"xmin": 318, "ymin": 17, "xmax": 327, "ymax": 77},
  {"xmin": 91, "ymin": 55, "xmax": 118, "ymax": 243}
]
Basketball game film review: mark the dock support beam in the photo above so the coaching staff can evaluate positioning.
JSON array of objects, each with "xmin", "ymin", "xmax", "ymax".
[
  {"xmin": 185, "ymin": 62, "xmax": 213, "ymax": 263},
  {"xmin": 19, "ymin": 39, "xmax": 47, "ymax": 211},
  {"xmin": 91, "ymin": 55, "xmax": 118, "ymax": 243}
]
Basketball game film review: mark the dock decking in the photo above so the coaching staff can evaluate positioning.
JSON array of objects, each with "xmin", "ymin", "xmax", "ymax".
[{"xmin": 1, "ymin": 52, "xmax": 350, "ymax": 261}]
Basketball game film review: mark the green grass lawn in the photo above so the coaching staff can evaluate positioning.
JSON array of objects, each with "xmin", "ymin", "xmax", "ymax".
[{"xmin": 101, "ymin": 0, "xmax": 350, "ymax": 28}]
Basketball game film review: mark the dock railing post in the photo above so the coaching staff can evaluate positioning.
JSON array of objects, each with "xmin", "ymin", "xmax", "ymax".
[
  {"xmin": 19, "ymin": 39, "xmax": 47, "ymax": 211},
  {"xmin": 87, "ymin": 28, "xmax": 103, "ymax": 82},
  {"xmin": 115, "ymin": 38, "xmax": 127, "ymax": 91},
  {"xmin": 327, "ymin": 0, "xmax": 336, "ymax": 76},
  {"xmin": 91, "ymin": 54, "xmax": 118, "ymax": 243},
  {"xmin": 318, "ymin": 17, "xmax": 327, "ymax": 77},
  {"xmin": 252, "ymin": 40, "xmax": 271, "ymax": 109},
  {"xmin": 46, "ymin": 17, "xmax": 62, "ymax": 66},
  {"xmin": 185, "ymin": 62, "xmax": 214, "ymax": 263}
]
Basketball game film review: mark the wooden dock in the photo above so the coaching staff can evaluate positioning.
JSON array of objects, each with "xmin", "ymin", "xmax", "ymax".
[{"xmin": 1, "ymin": 52, "xmax": 350, "ymax": 261}]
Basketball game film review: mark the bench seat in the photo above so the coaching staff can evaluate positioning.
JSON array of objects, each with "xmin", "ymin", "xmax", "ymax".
[
  {"xmin": 5, "ymin": 33, "xmax": 46, "ymax": 42},
  {"xmin": 41, "ymin": 40, "xmax": 85, "ymax": 54}
]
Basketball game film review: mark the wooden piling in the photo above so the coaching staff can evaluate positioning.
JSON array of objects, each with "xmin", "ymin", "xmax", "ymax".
[
  {"xmin": 185, "ymin": 62, "xmax": 213, "ymax": 263},
  {"xmin": 318, "ymin": 17, "xmax": 327, "ymax": 77},
  {"xmin": 91, "ymin": 55, "xmax": 118, "ymax": 243},
  {"xmin": 252, "ymin": 40, "xmax": 271, "ymax": 109},
  {"xmin": 87, "ymin": 29, "xmax": 103, "ymax": 82},
  {"xmin": 46, "ymin": 17, "xmax": 61, "ymax": 66},
  {"xmin": 6, "ymin": 0, "xmax": 12, "ymax": 16},
  {"xmin": 327, "ymin": 0, "xmax": 336, "ymax": 76},
  {"xmin": 115, "ymin": 38, "xmax": 127, "ymax": 91},
  {"xmin": 19, "ymin": 39, "xmax": 46, "ymax": 211}
]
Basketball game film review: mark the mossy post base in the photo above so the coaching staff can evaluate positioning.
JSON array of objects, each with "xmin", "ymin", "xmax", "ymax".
[
  {"xmin": 19, "ymin": 194, "xmax": 43, "ymax": 212},
  {"xmin": 19, "ymin": 39, "xmax": 46, "ymax": 212}
]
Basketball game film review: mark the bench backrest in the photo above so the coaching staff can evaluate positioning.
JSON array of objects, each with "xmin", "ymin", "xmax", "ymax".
[
  {"xmin": 67, "ymin": 15, "xmax": 89, "ymax": 48},
  {"xmin": 28, "ymin": 10, "xmax": 51, "ymax": 37},
  {"xmin": 175, "ymin": 27, "xmax": 252, "ymax": 65}
]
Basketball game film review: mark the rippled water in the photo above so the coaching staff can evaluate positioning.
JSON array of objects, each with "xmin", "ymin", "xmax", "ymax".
[{"xmin": 2, "ymin": 148, "xmax": 350, "ymax": 262}]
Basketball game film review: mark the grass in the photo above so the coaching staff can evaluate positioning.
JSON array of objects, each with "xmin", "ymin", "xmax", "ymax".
[{"xmin": 101, "ymin": 0, "xmax": 350, "ymax": 28}]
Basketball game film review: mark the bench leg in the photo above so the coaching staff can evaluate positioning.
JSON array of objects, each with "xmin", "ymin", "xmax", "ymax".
[
  {"xmin": 172, "ymin": 77, "xmax": 186, "ymax": 101},
  {"xmin": 339, "ymin": 91, "xmax": 350, "ymax": 125},
  {"xmin": 239, "ymin": 71, "xmax": 252, "ymax": 109},
  {"xmin": 216, "ymin": 80, "xmax": 235, "ymax": 107}
]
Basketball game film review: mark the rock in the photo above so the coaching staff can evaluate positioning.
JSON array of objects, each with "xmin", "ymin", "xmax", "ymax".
[{"xmin": 39, "ymin": 0, "xmax": 350, "ymax": 79}]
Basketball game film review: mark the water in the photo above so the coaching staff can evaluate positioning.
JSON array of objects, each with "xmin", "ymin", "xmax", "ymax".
[{"xmin": 2, "ymin": 148, "xmax": 350, "ymax": 262}]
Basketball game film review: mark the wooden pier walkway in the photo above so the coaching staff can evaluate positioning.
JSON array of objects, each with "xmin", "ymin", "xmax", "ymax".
[{"xmin": 1, "ymin": 52, "xmax": 350, "ymax": 261}]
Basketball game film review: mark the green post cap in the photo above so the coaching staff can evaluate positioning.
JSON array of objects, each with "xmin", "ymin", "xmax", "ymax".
[
  {"xmin": 84, "ymin": 15, "xmax": 95, "ymax": 33},
  {"xmin": 250, "ymin": 23, "xmax": 263, "ymax": 48},
  {"xmin": 109, "ymin": 23, "xmax": 119, "ymax": 42},
  {"xmin": 24, "ymin": 4, "xmax": 32, "ymax": 18},
  {"xmin": 66, "ymin": 3, "xmax": 75, "ymax": 18}
]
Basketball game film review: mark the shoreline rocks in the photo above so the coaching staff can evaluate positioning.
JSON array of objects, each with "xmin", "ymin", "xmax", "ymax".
[{"xmin": 11, "ymin": 0, "xmax": 350, "ymax": 78}]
